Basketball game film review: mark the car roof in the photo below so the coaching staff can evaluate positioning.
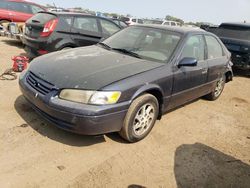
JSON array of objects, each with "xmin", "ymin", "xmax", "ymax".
[
  {"xmin": 220, "ymin": 22, "xmax": 250, "ymax": 28},
  {"xmin": 39, "ymin": 11, "xmax": 91, "ymax": 16},
  {"xmin": 135, "ymin": 24, "xmax": 206, "ymax": 34},
  {"xmin": 6, "ymin": 0, "xmax": 45, "ymax": 8}
]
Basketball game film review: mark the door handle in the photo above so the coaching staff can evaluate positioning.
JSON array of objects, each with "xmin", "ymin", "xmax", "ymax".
[{"xmin": 201, "ymin": 68, "xmax": 208, "ymax": 74}]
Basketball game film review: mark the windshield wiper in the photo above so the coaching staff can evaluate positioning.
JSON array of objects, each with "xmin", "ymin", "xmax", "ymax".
[
  {"xmin": 112, "ymin": 48, "xmax": 142, "ymax": 59},
  {"xmin": 98, "ymin": 42, "xmax": 111, "ymax": 49}
]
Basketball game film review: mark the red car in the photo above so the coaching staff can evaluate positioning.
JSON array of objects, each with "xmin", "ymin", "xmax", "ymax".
[{"xmin": 0, "ymin": 0, "xmax": 45, "ymax": 24}]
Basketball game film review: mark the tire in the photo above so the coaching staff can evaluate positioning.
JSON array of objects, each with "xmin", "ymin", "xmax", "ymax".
[
  {"xmin": 119, "ymin": 94, "xmax": 159, "ymax": 143},
  {"xmin": 205, "ymin": 74, "xmax": 226, "ymax": 101}
]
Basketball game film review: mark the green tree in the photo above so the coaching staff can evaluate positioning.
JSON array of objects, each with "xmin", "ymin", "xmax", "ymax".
[{"xmin": 165, "ymin": 15, "xmax": 184, "ymax": 25}]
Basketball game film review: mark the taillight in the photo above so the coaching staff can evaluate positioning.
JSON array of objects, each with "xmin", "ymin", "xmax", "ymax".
[{"xmin": 40, "ymin": 18, "xmax": 58, "ymax": 37}]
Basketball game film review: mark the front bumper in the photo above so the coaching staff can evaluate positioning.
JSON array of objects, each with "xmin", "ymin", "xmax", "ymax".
[{"xmin": 19, "ymin": 72, "xmax": 129, "ymax": 135}]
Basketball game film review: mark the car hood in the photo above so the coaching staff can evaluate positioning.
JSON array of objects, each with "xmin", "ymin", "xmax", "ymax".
[{"xmin": 29, "ymin": 46, "xmax": 164, "ymax": 90}]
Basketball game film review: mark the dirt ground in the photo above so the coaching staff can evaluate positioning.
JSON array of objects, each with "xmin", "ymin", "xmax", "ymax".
[{"xmin": 0, "ymin": 37, "xmax": 250, "ymax": 188}]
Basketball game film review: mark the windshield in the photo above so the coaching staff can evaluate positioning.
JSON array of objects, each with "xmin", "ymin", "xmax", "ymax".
[
  {"xmin": 216, "ymin": 25, "xmax": 250, "ymax": 41},
  {"xmin": 102, "ymin": 26, "xmax": 181, "ymax": 63}
]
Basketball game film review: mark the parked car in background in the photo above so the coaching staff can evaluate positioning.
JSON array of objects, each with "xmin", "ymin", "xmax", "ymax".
[
  {"xmin": 206, "ymin": 26, "xmax": 218, "ymax": 34},
  {"xmin": 162, "ymin": 20, "xmax": 181, "ymax": 26},
  {"xmin": 215, "ymin": 22, "xmax": 250, "ymax": 70},
  {"xmin": 143, "ymin": 19, "xmax": 163, "ymax": 25},
  {"xmin": 23, "ymin": 12, "xmax": 122, "ymax": 58},
  {"xmin": 0, "ymin": 0, "xmax": 45, "ymax": 24},
  {"xmin": 111, "ymin": 18, "xmax": 128, "ymax": 28},
  {"xmin": 19, "ymin": 25, "xmax": 233, "ymax": 143},
  {"xmin": 121, "ymin": 17, "xmax": 143, "ymax": 25}
]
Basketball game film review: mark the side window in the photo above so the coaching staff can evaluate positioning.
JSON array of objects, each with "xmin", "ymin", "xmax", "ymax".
[
  {"xmin": 164, "ymin": 22, "xmax": 170, "ymax": 26},
  {"xmin": 100, "ymin": 19, "xmax": 120, "ymax": 36},
  {"xmin": 205, "ymin": 35, "xmax": 223, "ymax": 59},
  {"xmin": 73, "ymin": 17, "xmax": 99, "ymax": 33},
  {"xmin": 29, "ymin": 5, "xmax": 44, "ymax": 14},
  {"xmin": 8, "ymin": 2, "xmax": 31, "ymax": 14},
  {"xmin": 171, "ymin": 22, "xmax": 176, "ymax": 26},
  {"xmin": 181, "ymin": 35, "xmax": 205, "ymax": 61},
  {"xmin": 60, "ymin": 16, "xmax": 72, "ymax": 29},
  {"xmin": 132, "ymin": 19, "xmax": 136, "ymax": 22}
]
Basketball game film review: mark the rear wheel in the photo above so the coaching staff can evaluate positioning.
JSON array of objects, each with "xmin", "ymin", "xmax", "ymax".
[
  {"xmin": 205, "ymin": 75, "xmax": 226, "ymax": 101},
  {"xmin": 119, "ymin": 94, "xmax": 159, "ymax": 143}
]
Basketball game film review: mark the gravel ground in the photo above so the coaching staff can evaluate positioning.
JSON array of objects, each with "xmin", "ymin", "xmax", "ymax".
[{"xmin": 0, "ymin": 37, "xmax": 250, "ymax": 188}]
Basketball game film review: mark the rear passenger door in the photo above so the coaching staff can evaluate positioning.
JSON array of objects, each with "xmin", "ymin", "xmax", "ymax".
[
  {"xmin": 205, "ymin": 35, "xmax": 227, "ymax": 83},
  {"xmin": 99, "ymin": 19, "xmax": 121, "ymax": 39},
  {"xmin": 71, "ymin": 16, "xmax": 102, "ymax": 47}
]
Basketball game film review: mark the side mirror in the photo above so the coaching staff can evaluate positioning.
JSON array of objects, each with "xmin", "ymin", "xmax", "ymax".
[{"xmin": 178, "ymin": 57, "xmax": 198, "ymax": 68}]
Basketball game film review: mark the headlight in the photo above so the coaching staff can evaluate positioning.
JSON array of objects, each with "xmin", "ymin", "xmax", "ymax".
[{"xmin": 59, "ymin": 89, "xmax": 121, "ymax": 105}]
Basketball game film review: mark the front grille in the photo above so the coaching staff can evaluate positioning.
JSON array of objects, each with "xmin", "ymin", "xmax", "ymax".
[{"xmin": 26, "ymin": 71, "xmax": 55, "ymax": 95}]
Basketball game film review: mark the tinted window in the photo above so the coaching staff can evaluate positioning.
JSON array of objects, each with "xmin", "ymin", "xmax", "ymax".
[
  {"xmin": 205, "ymin": 35, "xmax": 223, "ymax": 59},
  {"xmin": 73, "ymin": 17, "xmax": 98, "ymax": 33},
  {"xmin": 103, "ymin": 26, "xmax": 181, "ymax": 63},
  {"xmin": 8, "ymin": 2, "xmax": 31, "ymax": 14},
  {"xmin": 138, "ymin": 19, "xmax": 143, "ymax": 24},
  {"xmin": 171, "ymin": 22, "xmax": 176, "ymax": 26},
  {"xmin": 0, "ymin": 1, "xmax": 8, "ymax": 9},
  {"xmin": 120, "ymin": 17, "xmax": 130, "ymax": 22},
  {"xmin": 100, "ymin": 19, "xmax": 120, "ymax": 35},
  {"xmin": 164, "ymin": 22, "xmax": 170, "ymax": 26},
  {"xmin": 132, "ymin": 19, "xmax": 136, "ymax": 22},
  {"xmin": 29, "ymin": 4, "xmax": 44, "ymax": 14},
  {"xmin": 181, "ymin": 35, "xmax": 205, "ymax": 61},
  {"xmin": 216, "ymin": 24, "xmax": 250, "ymax": 40}
]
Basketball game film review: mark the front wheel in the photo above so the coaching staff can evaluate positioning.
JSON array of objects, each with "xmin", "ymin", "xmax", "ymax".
[
  {"xmin": 205, "ymin": 75, "xmax": 226, "ymax": 101},
  {"xmin": 119, "ymin": 94, "xmax": 159, "ymax": 143}
]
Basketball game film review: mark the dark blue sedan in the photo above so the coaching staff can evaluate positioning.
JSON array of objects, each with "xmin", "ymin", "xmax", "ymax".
[{"xmin": 19, "ymin": 25, "xmax": 233, "ymax": 142}]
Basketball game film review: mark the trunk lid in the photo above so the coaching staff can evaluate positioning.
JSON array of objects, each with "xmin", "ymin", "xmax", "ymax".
[{"xmin": 25, "ymin": 12, "xmax": 57, "ymax": 39}]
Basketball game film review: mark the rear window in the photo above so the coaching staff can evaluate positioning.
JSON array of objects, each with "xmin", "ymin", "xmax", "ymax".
[
  {"xmin": 217, "ymin": 24, "xmax": 250, "ymax": 40},
  {"xmin": 121, "ymin": 17, "xmax": 130, "ymax": 22},
  {"xmin": 8, "ymin": 2, "xmax": 31, "ymax": 14},
  {"xmin": 29, "ymin": 4, "xmax": 44, "ymax": 14},
  {"xmin": 28, "ymin": 13, "xmax": 56, "ymax": 24}
]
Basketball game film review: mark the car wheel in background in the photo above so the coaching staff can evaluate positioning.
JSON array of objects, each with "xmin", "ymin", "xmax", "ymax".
[
  {"xmin": 205, "ymin": 75, "xmax": 226, "ymax": 101},
  {"xmin": 119, "ymin": 94, "xmax": 159, "ymax": 143}
]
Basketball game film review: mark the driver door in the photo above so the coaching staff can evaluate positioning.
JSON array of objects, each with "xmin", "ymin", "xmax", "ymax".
[{"xmin": 169, "ymin": 35, "xmax": 209, "ymax": 109}]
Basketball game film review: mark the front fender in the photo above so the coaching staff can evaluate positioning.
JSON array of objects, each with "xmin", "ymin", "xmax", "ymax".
[{"xmin": 131, "ymin": 84, "xmax": 164, "ymax": 101}]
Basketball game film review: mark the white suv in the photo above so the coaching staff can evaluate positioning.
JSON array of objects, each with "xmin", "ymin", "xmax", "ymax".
[{"xmin": 162, "ymin": 21, "xmax": 181, "ymax": 26}]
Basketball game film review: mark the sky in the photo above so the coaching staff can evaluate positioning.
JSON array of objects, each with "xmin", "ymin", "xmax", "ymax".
[{"xmin": 32, "ymin": 0, "xmax": 250, "ymax": 24}]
